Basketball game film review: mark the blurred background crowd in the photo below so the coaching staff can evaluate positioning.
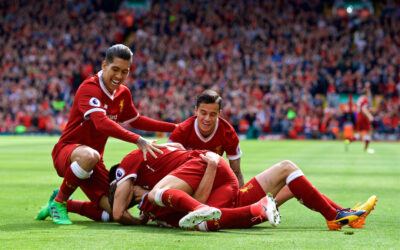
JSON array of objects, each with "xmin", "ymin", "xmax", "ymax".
[{"xmin": 1, "ymin": 0, "xmax": 399, "ymax": 140}]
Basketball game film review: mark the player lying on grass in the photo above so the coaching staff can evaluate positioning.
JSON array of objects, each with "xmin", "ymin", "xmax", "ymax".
[{"xmin": 109, "ymin": 144, "xmax": 373, "ymax": 231}]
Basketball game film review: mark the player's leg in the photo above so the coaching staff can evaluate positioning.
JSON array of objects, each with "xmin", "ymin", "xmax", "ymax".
[
  {"xmin": 56, "ymin": 145, "xmax": 100, "ymax": 202},
  {"xmin": 364, "ymin": 130, "xmax": 374, "ymax": 153},
  {"xmin": 76, "ymin": 162, "xmax": 112, "ymax": 222},
  {"xmin": 147, "ymin": 175, "xmax": 204, "ymax": 211},
  {"xmin": 278, "ymin": 161, "xmax": 365, "ymax": 230},
  {"xmin": 275, "ymin": 185, "xmax": 343, "ymax": 209},
  {"xmin": 50, "ymin": 145, "xmax": 101, "ymax": 224},
  {"xmin": 66, "ymin": 198, "xmax": 110, "ymax": 222},
  {"xmin": 199, "ymin": 193, "xmax": 280, "ymax": 231},
  {"xmin": 240, "ymin": 160, "xmax": 365, "ymax": 230},
  {"xmin": 146, "ymin": 175, "xmax": 221, "ymax": 229}
]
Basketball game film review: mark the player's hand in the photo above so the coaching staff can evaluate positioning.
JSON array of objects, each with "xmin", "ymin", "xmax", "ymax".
[
  {"xmin": 137, "ymin": 137, "xmax": 164, "ymax": 161},
  {"xmin": 199, "ymin": 152, "xmax": 220, "ymax": 168}
]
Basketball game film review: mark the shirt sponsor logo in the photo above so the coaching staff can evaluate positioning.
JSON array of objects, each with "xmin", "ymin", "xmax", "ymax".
[
  {"xmin": 115, "ymin": 168, "xmax": 125, "ymax": 180},
  {"xmin": 89, "ymin": 97, "xmax": 101, "ymax": 107},
  {"xmin": 107, "ymin": 114, "xmax": 118, "ymax": 121}
]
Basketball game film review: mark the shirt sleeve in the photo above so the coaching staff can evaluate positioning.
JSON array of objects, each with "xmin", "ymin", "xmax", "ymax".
[
  {"xmin": 169, "ymin": 123, "xmax": 185, "ymax": 144},
  {"xmin": 225, "ymin": 128, "xmax": 242, "ymax": 160},
  {"xmin": 90, "ymin": 112, "xmax": 140, "ymax": 143},
  {"xmin": 129, "ymin": 115, "xmax": 176, "ymax": 132},
  {"xmin": 77, "ymin": 84, "xmax": 106, "ymax": 119},
  {"xmin": 116, "ymin": 150, "xmax": 143, "ymax": 186}
]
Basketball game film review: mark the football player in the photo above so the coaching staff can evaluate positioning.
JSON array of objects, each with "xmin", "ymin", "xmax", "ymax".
[{"xmin": 37, "ymin": 44, "xmax": 177, "ymax": 225}]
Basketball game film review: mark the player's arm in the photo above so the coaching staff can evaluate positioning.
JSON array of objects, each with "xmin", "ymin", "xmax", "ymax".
[
  {"xmin": 120, "ymin": 90, "xmax": 177, "ymax": 133},
  {"xmin": 90, "ymin": 112, "xmax": 140, "ymax": 143},
  {"xmin": 112, "ymin": 179, "xmax": 142, "ymax": 225},
  {"xmin": 90, "ymin": 112, "xmax": 163, "ymax": 160},
  {"xmin": 362, "ymin": 106, "xmax": 373, "ymax": 122},
  {"xmin": 130, "ymin": 115, "xmax": 177, "ymax": 132},
  {"xmin": 193, "ymin": 152, "xmax": 219, "ymax": 203},
  {"xmin": 229, "ymin": 158, "xmax": 244, "ymax": 188}
]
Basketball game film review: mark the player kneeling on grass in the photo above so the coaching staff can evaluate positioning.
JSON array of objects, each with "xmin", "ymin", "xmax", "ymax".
[{"xmin": 109, "ymin": 144, "xmax": 375, "ymax": 231}]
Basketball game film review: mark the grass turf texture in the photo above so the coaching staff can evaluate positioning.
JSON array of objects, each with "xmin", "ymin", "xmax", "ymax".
[{"xmin": 0, "ymin": 136, "xmax": 399, "ymax": 249}]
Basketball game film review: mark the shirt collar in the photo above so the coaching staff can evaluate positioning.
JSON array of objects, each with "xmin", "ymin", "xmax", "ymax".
[{"xmin": 98, "ymin": 70, "xmax": 116, "ymax": 100}]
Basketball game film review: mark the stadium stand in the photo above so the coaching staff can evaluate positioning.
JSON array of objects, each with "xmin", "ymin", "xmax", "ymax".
[{"xmin": 0, "ymin": 0, "xmax": 399, "ymax": 140}]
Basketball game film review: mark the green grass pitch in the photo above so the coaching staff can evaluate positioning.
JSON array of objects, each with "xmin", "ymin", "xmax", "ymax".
[{"xmin": 0, "ymin": 136, "xmax": 399, "ymax": 249}]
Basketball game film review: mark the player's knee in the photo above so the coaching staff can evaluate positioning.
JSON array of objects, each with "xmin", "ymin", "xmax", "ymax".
[
  {"xmin": 279, "ymin": 160, "xmax": 299, "ymax": 175},
  {"xmin": 88, "ymin": 150, "xmax": 101, "ymax": 165},
  {"xmin": 80, "ymin": 148, "xmax": 100, "ymax": 167}
]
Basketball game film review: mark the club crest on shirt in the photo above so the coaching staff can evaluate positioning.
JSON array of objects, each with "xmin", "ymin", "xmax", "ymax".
[
  {"xmin": 115, "ymin": 168, "xmax": 125, "ymax": 180},
  {"xmin": 119, "ymin": 99, "xmax": 124, "ymax": 113},
  {"xmin": 215, "ymin": 145, "xmax": 222, "ymax": 155},
  {"xmin": 89, "ymin": 97, "xmax": 101, "ymax": 107}
]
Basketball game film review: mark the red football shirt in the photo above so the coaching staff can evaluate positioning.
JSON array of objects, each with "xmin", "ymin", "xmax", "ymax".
[
  {"xmin": 57, "ymin": 71, "xmax": 139, "ymax": 155},
  {"xmin": 356, "ymin": 95, "xmax": 370, "ymax": 119},
  {"xmin": 116, "ymin": 147, "xmax": 210, "ymax": 188},
  {"xmin": 169, "ymin": 116, "xmax": 242, "ymax": 160}
]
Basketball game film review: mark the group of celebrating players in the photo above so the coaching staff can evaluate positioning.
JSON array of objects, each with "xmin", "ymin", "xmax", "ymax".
[{"xmin": 36, "ymin": 44, "xmax": 377, "ymax": 231}]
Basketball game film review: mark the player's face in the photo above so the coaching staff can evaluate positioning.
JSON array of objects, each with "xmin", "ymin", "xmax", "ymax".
[
  {"xmin": 195, "ymin": 103, "xmax": 220, "ymax": 137},
  {"xmin": 101, "ymin": 57, "xmax": 131, "ymax": 93}
]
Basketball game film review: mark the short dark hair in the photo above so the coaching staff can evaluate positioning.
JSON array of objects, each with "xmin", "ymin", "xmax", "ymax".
[
  {"xmin": 105, "ymin": 44, "xmax": 133, "ymax": 64},
  {"xmin": 108, "ymin": 164, "xmax": 138, "ymax": 210},
  {"xmin": 196, "ymin": 90, "xmax": 222, "ymax": 110},
  {"xmin": 109, "ymin": 164, "xmax": 120, "ymax": 183}
]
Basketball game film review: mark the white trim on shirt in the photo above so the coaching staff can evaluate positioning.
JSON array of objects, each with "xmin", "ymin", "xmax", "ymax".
[
  {"xmin": 83, "ymin": 108, "xmax": 106, "ymax": 119},
  {"xmin": 194, "ymin": 117, "xmax": 219, "ymax": 143},
  {"xmin": 98, "ymin": 70, "xmax": 116, "ymax": 100},
  {"xmin": 117, "ymin": 174, "xmax": 137, "ymax": 186},
  {"xmin": 121, "ymin": 113, "xmax": 140, "ymax": 124},
  {"xmin": 226, "ymin": 152, "xmax": 242, "ymax": 160}
]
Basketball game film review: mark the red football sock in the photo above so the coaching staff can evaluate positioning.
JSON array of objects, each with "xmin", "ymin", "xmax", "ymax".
[
  {"xmin": 160, "ymin": 189, "xmax": 203, "ymax": 212},
  {"xmin": 364, "ymin": 140, "xmax": 370, "ymax": 151},
  {"xmin": 322, "ymin": 194, "xmax": 343, "ymax": 210},
  {"xmin": 206, "ymin": 206, "xmax": 257, "ymax": 231},
  {"xmin": 67, "ymin": 200, "xmax": 104, "ymax": 221},
  {"xmin": 55, "ymin": 166, "xmax": 81, "ymax": 203},
  {"xmin": 288, "ymin": 176, "xmax": 337, "ymax": 220}
]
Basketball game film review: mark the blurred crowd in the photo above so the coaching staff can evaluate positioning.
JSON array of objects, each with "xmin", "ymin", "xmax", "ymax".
[{"xmin": 1, "ymin": 0, "xmax": 399, "ymax": 140}]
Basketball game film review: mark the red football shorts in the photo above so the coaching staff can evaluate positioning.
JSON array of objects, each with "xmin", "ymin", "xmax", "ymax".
[
  {"xmin": 168, "ymin": 157, "xmax": 207, "ymax": 191},
  {"xmin": 356, "ymin": 115, "xmax": 371, "ymax": 131},
  {"xmin": 52, "ymin": 143, "xmax": 109, "ymax": 205}
]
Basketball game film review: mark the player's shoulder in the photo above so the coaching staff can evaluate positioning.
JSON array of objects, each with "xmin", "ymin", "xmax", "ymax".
[
  {"xmin": 120, "ymin": 149, "xmax": 143, "ymax": 167},
  {"xmin": 114, "ymin": 84, "xmax": 132, "ymax": 99},
  {"xmin": 178, "ymin": 116, "xmax": 196, "ymax": 129},
  {"xmin": 82, "ymin": 73, "xmax": 100, "ymax": 86},
  {"xmin": 218, "ymin": 117, "xmax": 236, "ymax": 132},
  {"xmin": 118, "ymin": 84, "xmax": 131, "ymax": 93},
  {"xmin": 77, "ymin": 74, "xmax": 101, "ymax": 93}
]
